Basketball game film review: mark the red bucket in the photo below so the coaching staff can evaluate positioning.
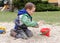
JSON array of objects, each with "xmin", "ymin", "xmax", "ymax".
[{"xmin": 40, "ymin": 28, "xmax": 50, "ymax": 37}]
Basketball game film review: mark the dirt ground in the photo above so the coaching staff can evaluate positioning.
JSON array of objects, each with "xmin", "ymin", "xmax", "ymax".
[{"xmin": 0, "ymin": 22, "xmax": 60, "ymax": 43}]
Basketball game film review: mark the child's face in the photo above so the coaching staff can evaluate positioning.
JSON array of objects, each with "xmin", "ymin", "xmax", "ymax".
[{"xmin": 26, "ymin": 7, "xmax": 36, "ymax": 15}]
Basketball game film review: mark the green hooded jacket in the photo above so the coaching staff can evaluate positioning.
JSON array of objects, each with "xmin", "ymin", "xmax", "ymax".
[{"xmin": 19, "ymin": 14, "xmax": 38, "ymax": 27}]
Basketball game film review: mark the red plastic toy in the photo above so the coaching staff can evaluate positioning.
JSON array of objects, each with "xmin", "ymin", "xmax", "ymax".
[{"xmin": 40, "ymin": 28, "xmax": 50, "ymax": 37}]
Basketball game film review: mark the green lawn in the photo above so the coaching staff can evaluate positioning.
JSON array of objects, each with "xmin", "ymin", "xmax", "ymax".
[
  {"xmin": 0, "ymin": 11, "xmax": 60, "ymax": 23},
  {"xmin": 0, "ymin": 11, "xmax": 17, "ymax": 22},
  {"xmin": 33, "ymin": 11, "xmax": 60, "ymax": 23}
]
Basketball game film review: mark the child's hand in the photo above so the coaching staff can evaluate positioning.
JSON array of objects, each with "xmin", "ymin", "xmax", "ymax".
[
  {"xmin": 34, "ymin": 24, "xmax": 39, "ymax": 28},
  {"xmin": 38, "ymin": 20, "xmax": 45, "ymax": 25}
]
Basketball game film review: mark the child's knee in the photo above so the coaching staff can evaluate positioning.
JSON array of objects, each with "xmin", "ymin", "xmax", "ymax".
[
  {"xmin": 10, "ymin": 29, "xmax": 17, "ymax": 37},
  {"xmin": 25, "ymin": 29, "xmax": 33, "ymax": 37}
]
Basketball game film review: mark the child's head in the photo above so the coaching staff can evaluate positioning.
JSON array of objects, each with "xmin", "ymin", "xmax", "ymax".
[{"xmin": 25, "ymin": 2, "xmax": 36, "ymax": 15}]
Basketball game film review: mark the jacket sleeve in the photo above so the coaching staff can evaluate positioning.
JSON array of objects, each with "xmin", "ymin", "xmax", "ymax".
[{"xmin": 21, "ymin": 15, "xmax": 38, "ymax": 27}]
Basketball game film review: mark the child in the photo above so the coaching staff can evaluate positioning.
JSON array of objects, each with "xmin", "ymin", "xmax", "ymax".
[{"xmin": 10, "ymin": 2, "xmax": 39, "ymax": 39}]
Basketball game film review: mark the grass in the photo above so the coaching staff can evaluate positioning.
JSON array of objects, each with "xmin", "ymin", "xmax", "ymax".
[
  {"xmin": 33, "ymin": 11, "xmax": 60, "ymax": 23},
  {"xmin": 0, "ymin": 11, "xmax": 60, "ymax": 23},
  {"xmin": 0, "ymin": 11, "xmax": 17, "ymax": 22}
]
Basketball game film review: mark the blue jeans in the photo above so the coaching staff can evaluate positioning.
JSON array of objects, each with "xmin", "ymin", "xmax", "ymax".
[
  {"xmin": 15, "ymin": 28, "xmax": 33, "ymax": 39},
  {"xmin": 14, "ymin": 24, "xmax": 33, "ymax": 39}
]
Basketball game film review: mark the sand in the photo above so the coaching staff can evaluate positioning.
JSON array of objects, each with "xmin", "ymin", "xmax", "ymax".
[{"xmin": 0, "ymin": 22, "xmax": 60, "ymax": 43}]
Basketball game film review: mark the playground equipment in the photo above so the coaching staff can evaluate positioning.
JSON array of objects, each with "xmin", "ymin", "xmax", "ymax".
[{"xmin": 1, "ymin": 0, "xmax": 9, "ymax": 11}]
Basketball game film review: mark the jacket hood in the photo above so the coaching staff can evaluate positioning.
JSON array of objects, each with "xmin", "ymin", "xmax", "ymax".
[{"xmin": 18, "ymin": 8, "xmax": 28, "ymax": 16}]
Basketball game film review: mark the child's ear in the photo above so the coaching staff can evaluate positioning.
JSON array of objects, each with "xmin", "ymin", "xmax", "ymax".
[{"xmin": 26, "ymin": 9, "xmax": 30, "ymax": 12}]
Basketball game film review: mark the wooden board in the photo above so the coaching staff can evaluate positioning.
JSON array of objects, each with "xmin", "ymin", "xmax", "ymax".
[{"xmin": 48, "ymin": 0, "xmax": 58, "ymax": 3}]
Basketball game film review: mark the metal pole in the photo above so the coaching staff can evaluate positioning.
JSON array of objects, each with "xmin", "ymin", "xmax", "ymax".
[{"xmin": 9, "ymin": 0, "xmax": 14, "ymax": 12}]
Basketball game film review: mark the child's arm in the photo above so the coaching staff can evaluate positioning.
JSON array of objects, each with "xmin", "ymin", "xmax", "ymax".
[{"xmin": 21, "ymin": 14, "xmax": 39, "ymax": 27}]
